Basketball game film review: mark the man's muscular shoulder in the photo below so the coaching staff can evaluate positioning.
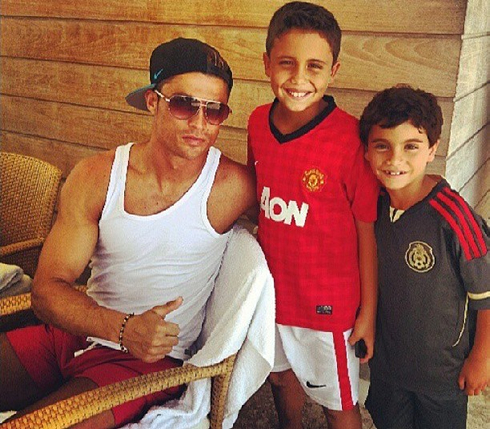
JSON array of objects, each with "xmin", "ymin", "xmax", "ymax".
[
  {"xmin": 215, "ymin": 155, "xmax": 256, "ymax": 205},
  {"xmin": 208, "ymin": 155, "xmax": 256, "ymax": 233},
  {"xmin": 59, "ymin": 150, "xmax": 116, "ymax": 223}
]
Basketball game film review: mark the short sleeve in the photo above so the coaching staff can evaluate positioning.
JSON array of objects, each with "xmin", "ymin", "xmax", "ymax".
[
  {"xmin": 345, "ymin": 142, "xmax": 379, "ymax": 223},
  {"xmin": 457, "ymin": 215, "xmax": 490, "ymax": 310}
]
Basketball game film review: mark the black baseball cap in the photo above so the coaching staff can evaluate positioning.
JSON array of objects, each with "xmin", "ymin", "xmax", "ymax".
[{"xmin": 126, "ymin": 38, "xmax": 233, "ymax": 111}]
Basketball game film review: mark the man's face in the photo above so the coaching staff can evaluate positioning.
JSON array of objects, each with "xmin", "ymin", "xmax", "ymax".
[{"xmin": 147, "ymin": 72, "xmax": 230, "ymax": 162}]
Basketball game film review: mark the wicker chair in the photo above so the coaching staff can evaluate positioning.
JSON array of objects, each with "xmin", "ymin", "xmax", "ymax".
[
  {"xmin": 0, "ymin": 152, "xmax": 62, "ymax": 277},
  {"xmin": 0, "ymin": 289, "xmax": 236, "ymax": 429}
]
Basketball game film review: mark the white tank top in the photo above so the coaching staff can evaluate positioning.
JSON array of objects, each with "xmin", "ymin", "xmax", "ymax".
[{"xmin": 87, "ymin": 143, "xmax": 231, "ymax": 360}]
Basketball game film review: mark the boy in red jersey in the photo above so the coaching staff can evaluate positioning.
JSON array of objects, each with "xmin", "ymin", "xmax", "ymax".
[
  {"xmin": 247, "ymin": 2, "xmax": 379, "ymax": 428},
  {"xmin": 361, "ymin": 85, "xmax": 489, "ymax": 429}
]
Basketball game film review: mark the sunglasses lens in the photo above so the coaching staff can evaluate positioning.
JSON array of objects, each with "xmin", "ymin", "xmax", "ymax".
[
  {"xmin": 167, "ymin": 95, "xmax": 230, "ymax": 125},
  {"xmin": 205, "ymin": 102, "xmax": 230, "ymax": 125},
  {"xmin": 168, "ymin": 96, "xmax": 199, "ymax": 119}
]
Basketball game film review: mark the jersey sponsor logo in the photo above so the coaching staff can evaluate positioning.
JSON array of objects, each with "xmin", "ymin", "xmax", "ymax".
[
  {"xmin": 260, "ymin": 186, "xmax": 309, "ymax": 227},
  {"xmin": 302, "ymin": 168, "xmax": 326, "ymax": 192},
  {"xmin": 405, "ymin": 241, "xmax": 435, "ymax": 273}
]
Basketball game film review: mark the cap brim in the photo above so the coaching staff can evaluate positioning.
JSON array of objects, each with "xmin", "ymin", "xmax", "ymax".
[{"xmin": 125, "ymin": 84, "xmax": 156, "ymax": 111}]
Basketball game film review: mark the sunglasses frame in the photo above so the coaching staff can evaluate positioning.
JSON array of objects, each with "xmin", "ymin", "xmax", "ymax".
[{"xmin": 153, "ymin": 90, "xmax": 231, "ymax": 125}]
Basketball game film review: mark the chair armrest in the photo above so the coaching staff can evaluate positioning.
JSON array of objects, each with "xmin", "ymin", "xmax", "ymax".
[
  {"xmin": 0, "ymin": 286, "xmax": 87, "ymax": 317},
  {"xmin": 0, "ymin": 293, "xmax": 32, "ymax": 316},
  {"xmin": 1, "ymin": 355, "xmax": 236, "ymax": 429},
  {"xmin": 0, "ymin": 238, "xmax": 44, "ymax": 257}
]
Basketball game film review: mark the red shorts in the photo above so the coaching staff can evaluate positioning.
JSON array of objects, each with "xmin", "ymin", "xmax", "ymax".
[{"xmin": 6, "ymin": 324, "xmax": 184, "ymax": 426}]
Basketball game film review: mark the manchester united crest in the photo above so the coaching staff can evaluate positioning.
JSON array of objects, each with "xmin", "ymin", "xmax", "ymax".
[
  {"xmin": 405, "ymin": 241, "xmax": 435, "ymax": 273},
  {"xmin": 302, "ymin": 168, "xmax": 326, "ymax": 192}
]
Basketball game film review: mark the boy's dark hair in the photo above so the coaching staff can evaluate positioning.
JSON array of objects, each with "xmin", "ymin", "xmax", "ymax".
[
  {"xmin": 359, "ymin": 85, "xmax": 443, "ymax": 147},
  {"xmin": 266, "ymin": 1, "xmax": 341, "ymax": 64}
]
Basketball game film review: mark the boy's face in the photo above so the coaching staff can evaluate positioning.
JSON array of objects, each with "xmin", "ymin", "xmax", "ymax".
[
  {"xmin": 365, "ymin": 121, "xmax": 439, "ymax": 198},
  {"xmin": 264, "ymin": 29, "xmax": 339, "ymax": 120}
]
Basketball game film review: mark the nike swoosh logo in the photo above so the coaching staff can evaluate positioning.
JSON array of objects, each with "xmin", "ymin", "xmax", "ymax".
[
  {"xmin": 153, "ymin": 69, "xmax": 163, "ymax": 81},
  {"xmin": 306, "ymin": 381, "xmax": 326, "ymax": 389}
]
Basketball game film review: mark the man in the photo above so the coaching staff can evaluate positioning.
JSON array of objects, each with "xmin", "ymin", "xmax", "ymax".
[{"xmin": 0, "ymin": 38, "xmax": 256, "ymax": 428}]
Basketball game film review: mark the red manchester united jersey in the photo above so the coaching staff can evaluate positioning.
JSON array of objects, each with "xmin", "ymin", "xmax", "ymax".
[{"xmin": 248, "ymin": 97, "xmax": 379, "ymax": 332}]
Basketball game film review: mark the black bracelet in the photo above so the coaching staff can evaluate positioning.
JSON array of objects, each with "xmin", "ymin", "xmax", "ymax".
[{"xmin": 118, "ymin": 313, "xmax": 134, "ymax": 353}]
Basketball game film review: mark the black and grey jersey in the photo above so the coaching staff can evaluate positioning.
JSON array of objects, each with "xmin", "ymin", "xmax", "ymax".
[{"xmin": 370, "ymin": 179, "xmax": 489, "ymax": 396}]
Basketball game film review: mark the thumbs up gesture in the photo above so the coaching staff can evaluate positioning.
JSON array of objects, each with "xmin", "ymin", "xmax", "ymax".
[{"xmin": 122, "ymin": 297, "xmax": 183, "ymax": 362}]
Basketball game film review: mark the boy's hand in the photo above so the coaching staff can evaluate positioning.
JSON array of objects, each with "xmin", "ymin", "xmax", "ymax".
[
  {"xmin": 348, "ymin": 311, "xmax": 375, "ymax": 364},
  {"xmin": 458, "ymin": 353, "xmax": 489, "ymax": 396}
]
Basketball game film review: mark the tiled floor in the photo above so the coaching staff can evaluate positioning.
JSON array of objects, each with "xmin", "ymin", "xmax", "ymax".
[{"xmin": 234, "ymin": 379, "xmax": 490, "ymax": 428}]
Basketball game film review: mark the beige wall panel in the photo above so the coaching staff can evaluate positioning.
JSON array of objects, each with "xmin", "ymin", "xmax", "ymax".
[
  {"xmin": 214, "ymin": 128, "xmax": 248, "ymax": 164},
  {"xmin": 474, "ymin": 193, "xmax": 489, "ymax": 220},
  {"xmin": 230, "ymin": 81, "xmax": 455, "ymax": 142},
  {"xmin": 0, "ymin": 57, "xmax": 454, "ymax": 150},
  {"xmin": 2, "ymin": 96, "xmax": 247, "ymax": 164},
  {"xmin": 1, "ymin": 18, "xmax": 460, "ymax": 96},
  {"xmin": 448, "ymin": 84, "xmax": 489, "ymax": 155},
  {"xmin": 1, "ymin": 131, "xmax": 102, "ymax": 177},
  {"xmin": 455, "ymin": 35, "xmax": 489, "ymax": 98},
  {"xmin": 1, "ymin": 127, "xmax": 248, "ymax": 176},
  {"xmin": 426, "ymin": 156, "xmax": 446, "ymax": 177},
  {"xmin": 445, "ymin": 125, "xmax": 489, "ymax": 191},
  {"xmin": 1, "ymin": 57, "xmax": 454, "ymax": 161},
  {"xmin": 0, "ymin": 57, "xmax": 149, "ymax": 114},
  {"xmin": 338, "ymin": 35, "xmax": 459, "ymax": 96},
  {"xmin": 2, "ymin": 95, "xmax": 152, "ymax": 150},
  {"xmin": 2, "ymin": 0, "xmax": 466, "ymax": 34},
  {"xmin": 463, "ymin": 0, "xmax": 490, "ymax": 34},
  {"xmin": 459, "ymin": 160, "xmax": 490, "ymax": 218}
]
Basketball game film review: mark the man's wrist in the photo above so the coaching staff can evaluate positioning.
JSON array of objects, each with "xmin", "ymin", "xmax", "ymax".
[{"xmin": 118, "ymin": 313, "xmax": 135, "ymax": 353}]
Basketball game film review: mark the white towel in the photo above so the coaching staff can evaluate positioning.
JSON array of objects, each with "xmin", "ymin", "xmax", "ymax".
[
  {"xmin": 124, "ymin": 225, "xmax": 275, "ymax": 429},
  {"xmin": 0, "ymin": 263, "xmax": 32, "ymax": 297}
]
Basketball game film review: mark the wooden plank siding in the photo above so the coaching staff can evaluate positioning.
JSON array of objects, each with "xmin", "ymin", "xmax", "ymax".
[
  {"xmin": 447, "ymin": 0, "xmax": 489, "ymax": 217},
  {"xmin": 463, "ymin": 160, "xmax": 489, "ymax": 217},
  {"xmin": 2, "ymin": 0, "xmax": 466, "ymax": 34},
  {"xmin": 1, "ymin": 0, "xmax": 487, "ymax": 218},
  {"xmin": 1, "ymin": 18, "xmax": 461, "ymax": 96}
]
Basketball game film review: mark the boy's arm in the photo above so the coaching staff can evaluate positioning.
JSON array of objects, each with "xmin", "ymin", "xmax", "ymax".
[
  {"xmin": 348, "ymin": 219, "xmax": 378, "ymax": 363},
  {"xmin": 245, "ymin": 133, "xmax": 259, "ymax": 224},
  {"xmin": 458, "ymin": 309, "xmax": 490, "ymax": 395}
]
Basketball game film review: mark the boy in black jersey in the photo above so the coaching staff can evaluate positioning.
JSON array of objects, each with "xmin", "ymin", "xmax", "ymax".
[{"xmin": 360, "ymin": 85, "xmax": 489, "ymax": 429}]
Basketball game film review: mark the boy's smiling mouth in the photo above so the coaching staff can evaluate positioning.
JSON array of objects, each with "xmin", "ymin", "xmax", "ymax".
[
  {"xmin": 286, "ymin": 89, "xmax": 311, "ymax": 99},
  {"xmin": 383, "ymin": 170, "xmax": 407, "ymax": 176}
]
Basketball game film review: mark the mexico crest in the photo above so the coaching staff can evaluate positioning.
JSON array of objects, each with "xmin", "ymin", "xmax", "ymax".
[
  {"xmin": 405, "ymin": 241, "xmax": 435, "ymax": 273},
  {"xmin": 302, "ymin": 168, "xmax": 326, "ymax": 192}
]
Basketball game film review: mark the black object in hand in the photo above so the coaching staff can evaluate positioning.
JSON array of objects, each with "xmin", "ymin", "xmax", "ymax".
[{"xmin": 354, "ymin": 339, "xmax": 367, "ymax": 358}]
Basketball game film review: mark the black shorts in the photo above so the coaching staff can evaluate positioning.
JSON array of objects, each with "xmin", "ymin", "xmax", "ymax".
[{"xmin": 365, "ymin": 376, "xmax": 467, "ymax": 429}]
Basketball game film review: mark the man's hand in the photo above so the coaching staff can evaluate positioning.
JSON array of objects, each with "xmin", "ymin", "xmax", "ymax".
[{"xmin": 123, "ymin": 297, "xmax": 183, "ymax": 363}]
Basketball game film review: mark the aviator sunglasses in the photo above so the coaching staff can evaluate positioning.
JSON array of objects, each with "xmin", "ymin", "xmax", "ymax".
[{"xmin": 154, "ymin": 90, "xmax": 231, "ymax": 125}]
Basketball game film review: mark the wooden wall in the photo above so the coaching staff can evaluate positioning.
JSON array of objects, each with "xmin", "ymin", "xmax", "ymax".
[
  {"xmin": 1, "ymin": 0, "xmax": 487, "ymax": 216},
  {"xmin": 445, "ymin": 0, "xmax": 489, "ymax": 218}
]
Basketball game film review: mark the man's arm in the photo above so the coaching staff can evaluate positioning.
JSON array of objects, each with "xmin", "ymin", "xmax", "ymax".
[
  {"xmin": 32, "ymin": 153, "xmax": 181, "ymax": 363},
  {"xmin": 208, "ymin": 156, "xmax": 257, "ymax": 233},
  {"xmin": 458, "ymin": 309, "xmax": 490, "ymax": 395},
  {"xmin": 32, "ymin": 154, "xmax": 117, "ymax": 337},
  {"xmin": 348, "ymin": 219, "xmax": 378, "ymax": 363}
]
